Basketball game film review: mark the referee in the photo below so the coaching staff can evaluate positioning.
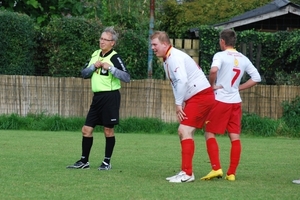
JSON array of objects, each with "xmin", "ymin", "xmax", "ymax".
[{"xmin": 67, "ymin": 26, "xmax": 130, "ymax": 170}]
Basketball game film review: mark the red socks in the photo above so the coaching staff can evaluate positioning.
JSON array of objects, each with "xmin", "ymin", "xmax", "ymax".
[
  {"xmin": 227, "ymin": 140, "xmax": 241, "ymax": 175},
  {"xmin": 206, "ymin": 138, "xmax": 221, "ymax": 170},
  {"xmin": 181, "ymin": 139, "xmax": 194, "ymax": 176},
  {"xmin": 181, "ymin": 137, "xmax": 241, "ymax": 176}
]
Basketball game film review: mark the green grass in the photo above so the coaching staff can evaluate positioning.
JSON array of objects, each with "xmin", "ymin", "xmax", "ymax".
[{"xmin": 1, "ymin": 130, "xmax": 300, "ymax": 200}]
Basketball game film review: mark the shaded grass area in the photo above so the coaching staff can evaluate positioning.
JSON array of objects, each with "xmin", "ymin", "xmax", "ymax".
[{"xmin": 0, "ymin": 130, "xmax": 300, "ymax": 199}]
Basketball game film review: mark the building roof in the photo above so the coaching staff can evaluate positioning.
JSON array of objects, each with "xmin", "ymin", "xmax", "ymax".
[{"xmin": 214, "ymin": 0, "xmax": 300, "ymax": 29}]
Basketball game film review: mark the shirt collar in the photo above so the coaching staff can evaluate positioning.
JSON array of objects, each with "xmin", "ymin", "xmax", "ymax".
[
  {"xmin": 100, "ymin": 49, "xmax": 113, "ymax": 57},
  {"xmin": 163, "ymin": 46, "xmax": 172, "ymax": 62}
]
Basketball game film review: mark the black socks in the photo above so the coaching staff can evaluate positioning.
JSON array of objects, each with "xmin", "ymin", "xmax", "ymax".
[
  {"xmin": 80, "ymin": 136, "xmax": 115, "ymax": 164},
  {"xmin": 81, "ymin": 136, "xmax": 93, "ymax": 163},
  {"xmin": 104, "ymin": 136, "xmax": 115, "ymax": 164}
]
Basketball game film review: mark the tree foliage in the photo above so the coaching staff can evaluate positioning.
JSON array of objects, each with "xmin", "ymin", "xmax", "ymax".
[
  {"xmin": 2, "ymin": 0, "xmax": 300, "ymax": 82},
  {"xmin": 290, "ymin": 0, "xmax": 300, "ymax": 5},
  {"xmin": 156, "ymin": 0, "xmax": 271, "ymax": 37},
  {"xmin": 0, "ymin": 0, "xmax": 154, "ymax": 29},
  {"xmin": 0, "ymin": 0, "xmax": 276, "ymax": 37},
  {"xmin": 1, "ymin": 0, "xmax": 66, "ymax": 27}
]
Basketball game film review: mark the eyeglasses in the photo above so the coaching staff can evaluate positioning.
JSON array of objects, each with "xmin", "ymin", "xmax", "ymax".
[{"xmin": 99, "ymin": 38, "xmax": 114, "ymax": 42}]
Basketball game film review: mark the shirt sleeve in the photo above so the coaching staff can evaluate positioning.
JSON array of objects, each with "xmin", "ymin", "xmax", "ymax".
[
  {"xmin": 110, "ymin": 54, "xmax": 130, "ymax": 83},
  {"xmin": 245, "ymin": 59, "xmax": 261, "ymax": 83},
  {"xmin": 167, "ymin": 57, "xmax": 188, "ymax": 105}
]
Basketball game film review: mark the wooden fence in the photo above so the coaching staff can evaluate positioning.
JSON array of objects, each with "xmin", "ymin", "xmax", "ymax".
[
  {"xmin": 170, "ymin": 38, "xmax": 200, "ymax": 64},
  {"xmin": 1, "ymin": 75, "xmax": 300, "ymax": 122}
]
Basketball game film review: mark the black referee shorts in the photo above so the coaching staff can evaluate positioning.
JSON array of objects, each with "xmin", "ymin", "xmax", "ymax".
[{"xmin": 85, "ymin": 90, "xmax": 121, "ymax": 128}]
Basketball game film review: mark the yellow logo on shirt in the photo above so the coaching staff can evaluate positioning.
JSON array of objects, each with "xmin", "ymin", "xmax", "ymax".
[{"xmin": 234, "ymin": 58, "xmax": 239, "ymax": 67}]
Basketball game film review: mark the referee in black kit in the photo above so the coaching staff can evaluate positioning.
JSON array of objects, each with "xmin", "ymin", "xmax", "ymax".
[{"xmin": 67, "ymin": 26, "xmax": 130, "ymax": 170}]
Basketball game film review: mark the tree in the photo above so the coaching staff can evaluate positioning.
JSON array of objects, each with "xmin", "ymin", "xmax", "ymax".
[
  {"xmin": 156, "ymin": 0, "xmax": 271, "ymax": 37},
  {"xmin": 0, "ymin": 0, "xmax": 88, "ymax": 26},
  {"xmin": 290, "ymin": 0, "xmax": 300, "ymax": 5},
  {"xmin": 0, "ymin": 0, "xmax": 164, "ymax": 30}
]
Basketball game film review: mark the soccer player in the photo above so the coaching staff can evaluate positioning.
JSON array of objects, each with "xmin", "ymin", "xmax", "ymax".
[
  {"xmin": 67, "ymin": 26, "xmax": 130, "ymax": 170},
  {"xmin": 150, "ymin": 31, "xmax": 215, "ymax": 183},
  {"xmin": 201, "ymin": 29, "xmax": 261, "ymax": 181}
]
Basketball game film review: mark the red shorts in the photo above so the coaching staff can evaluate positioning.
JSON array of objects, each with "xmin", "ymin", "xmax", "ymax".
[
  {"xmin": 180, "ymin": 87, "xmax": 215, "ymax": 129},
  {"xmin": 205, "ymin": 101, "xmax": 242, "ymax": 134}
]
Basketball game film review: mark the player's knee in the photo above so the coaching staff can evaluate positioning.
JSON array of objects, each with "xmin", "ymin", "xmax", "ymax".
[
  {"xmin": 104, "ymin": 127, "xmax": 114, "ymax": 137},
  {"xmin": 205, "ymin": 132, "xmax": 216, "ymax": 140},
  {"xmin": 82, "ymin": 126, "xmax": 93, "ymax": 137},
  {"xmin": 228, "ymin": 133, "xmax": 240, "ymax": 141},
  {"xmin": 177, "ymin": 127, "xmax": 187, "ymax": 140}
]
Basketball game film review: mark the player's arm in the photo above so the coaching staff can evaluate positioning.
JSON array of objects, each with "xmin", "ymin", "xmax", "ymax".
[
  {"xmin": 239, "ymin": 79, "xmax": 258, "ymax": 91},
  {"xmin": 209, "ymin": 66, "xmax": 219, "ymax": 89},
  {"xmin": 170, "ymin": 60, "xmax": 187, "ymax": 106},
  {"xmin": 110, "ymin": 54, "xmax": 130, "ymax": 83},
  {"xmin": 209, "ymin": 53, "xmax": 223, "ymax": 89},
  {"xmin": 171, "ymin": 67, "xmax": 187, "ymax": 122},
  {"xmin": 106, "ymin": 54, "xmax": 131, "ymax": 83},
  {"xmin": 81, "ymin": 64, "xmax": 96, "ymax": 79},
  {"xmin": 239, "ymin": 62, "xmax": 261, "ymax": 91},
  {"xmin": 81, "ymin": 50, "xmax": 99, "ymax": 79}
]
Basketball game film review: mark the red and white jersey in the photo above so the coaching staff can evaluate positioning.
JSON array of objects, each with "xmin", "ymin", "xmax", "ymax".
[
  {"xmin": 211, "ymin": 49, "xmax": 261, "ymax": 103},
  {"xmin": 164, "ymin": 47, "xmax": 211, "ymax": 105}
]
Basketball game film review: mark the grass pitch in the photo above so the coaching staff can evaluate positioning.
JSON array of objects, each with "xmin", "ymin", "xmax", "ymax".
[{"xmin": 0, "ymin": 130, "xmax": 299, "ymax": 200}]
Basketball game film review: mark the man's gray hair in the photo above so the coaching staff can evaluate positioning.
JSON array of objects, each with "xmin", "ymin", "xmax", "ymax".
[{"xmin": 103, "ymin": 26, "xmax": 118, "ymax": 42}]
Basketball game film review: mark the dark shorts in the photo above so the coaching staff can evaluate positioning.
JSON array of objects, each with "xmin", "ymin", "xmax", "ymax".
[{"xmin": 85, "ymin": 90, "xmax": 120, "ymax": 128}]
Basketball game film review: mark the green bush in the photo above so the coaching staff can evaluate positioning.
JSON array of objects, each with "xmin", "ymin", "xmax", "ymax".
[
  {"xmin": 116, "ymin": 30, "xmax": 165, "ymax": 80},
  {"xmin": 115, "ymin": 30, "xmax": 149, "ymax": 79},
  {"xmin": 40, "ymin": 17, "xmax": 103, "ymax": 77},
  {"xmin": 0, "ymin": 113, "xmax": 179, "ymax": 134},
  {"xmin": 274, "ymin": 70, "xmax": 300, "ymax": 86},
  {"xmin": 241, "ymin": 113, "xmax": 290, "ymax": 137},
  {"xmin": 0, "ymin": 113, "xmax": 24, "ymax": 129},
  {"xmin": 0, "ymin": 112, "xmax": 299, "ymax": 137},
  {"xmin": 198, "ymin": 26, "xmax": 220, "ymax": 74},
  {"xmin": 0, "ymin": 11, "xmax": 36, "ymax": 75},
  {"xmin": 281, "ymin": 96, "xmax": 300, "ymax": 136}
]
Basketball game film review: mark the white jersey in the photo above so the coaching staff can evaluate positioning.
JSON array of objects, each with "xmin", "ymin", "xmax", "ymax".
[
  {"xmin": 164, "ymin": 47, "xmax": 211, "ymax": 105},
  {"xmin": 211, "ymin": 49, "xmax": 261, "ymax": 103}
]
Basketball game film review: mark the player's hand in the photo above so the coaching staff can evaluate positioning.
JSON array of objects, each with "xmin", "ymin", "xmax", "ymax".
[
  {"xmin": 176, "ymin": 105, "xmax": 187, "ymax": 122},
  {"xmin": 94, "ymin": 61, "xmax": 102, "ymax": 68},
  {"xmin": 101, "ymin": 62, "xmax": 111, "ymax": 70},
  {"xmin": 213, "ymin": 85, "xmax": 223, "ymax": 90}
]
